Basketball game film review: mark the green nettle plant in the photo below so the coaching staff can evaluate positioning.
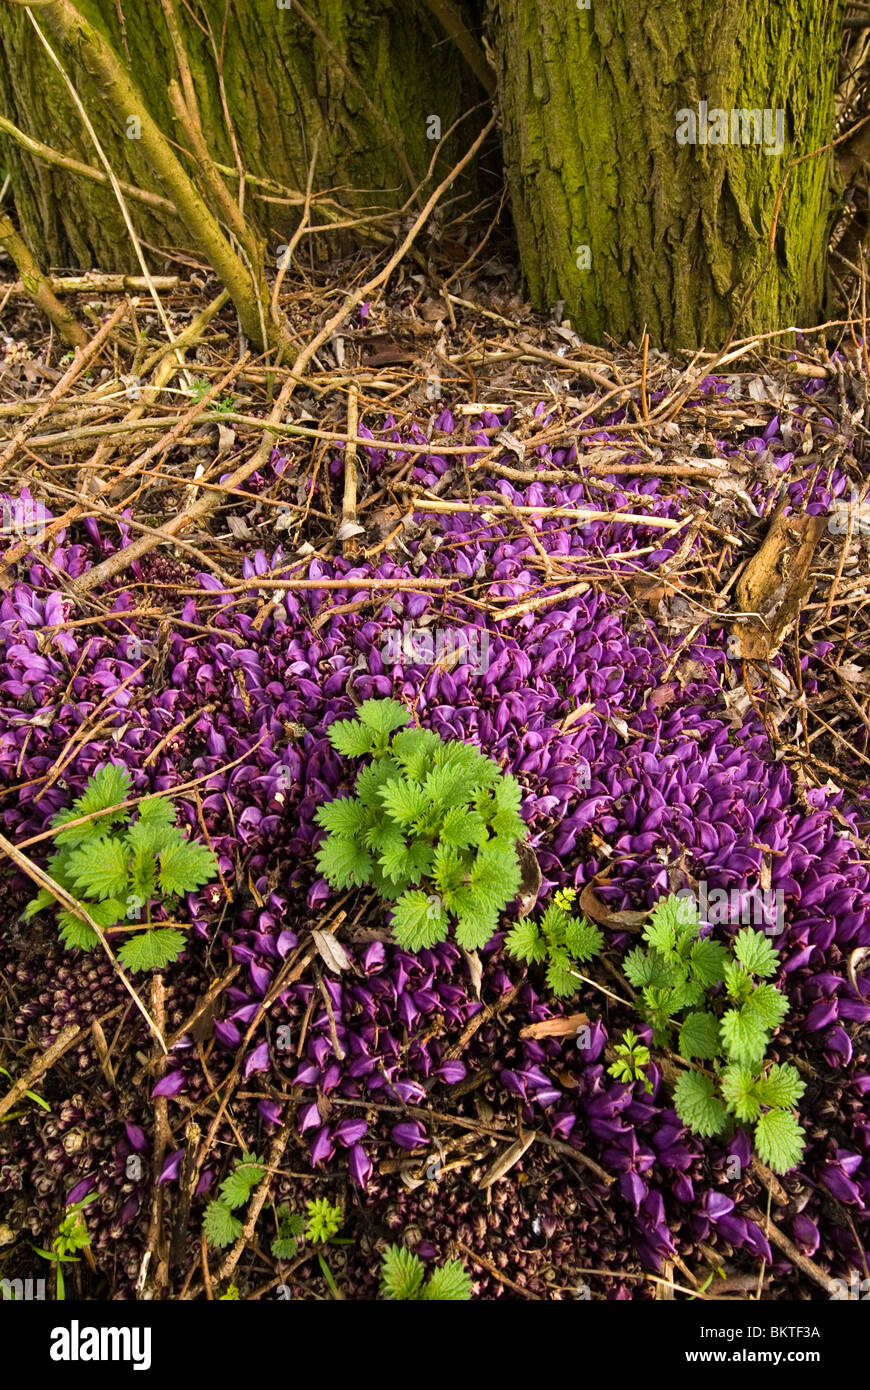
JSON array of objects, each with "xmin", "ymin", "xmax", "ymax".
[
  {"xmin": 204, "ymin": 1154, "xmax": 266, "ymax": 1249},
  {"xmin": 33, "ymin": 1193, "xmax": 97, "ymax": 1300},
  {"xmin": 504, "ymin": 886, "xmax": 603, "ymax": 997},
  {"xmin": 624, "ymin": 895, "xmax": 805, "ymax": 1173},
  {"xmin": 23, "ymin": 763, "xmax": 219, "ymax": 974},
  {"xmin": 608, "ymin": 1030, "xmax": 654, "ymax": 1094},
  {"xmin": 379, "ymin": 1243, "xmax": 472, "ymax": 1301},
  {"xmin": 315, "ymin": 699, "xmax": 527, "ymax": 952}
]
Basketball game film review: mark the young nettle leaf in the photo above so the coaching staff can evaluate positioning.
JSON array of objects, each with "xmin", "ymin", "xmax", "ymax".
[
  {"xmin": 23, "ymin": 765, "xmax": 218, "ymax": 970},
  {"xmin": 157, "ymin": 838, "xmax": 219, "ymax": 896},
  {"xmin": 315, "ymin": 701, "xmax": 527, "ymax": 953},
  {"xmin": 619, "ymin": 893, "xmax": 804, "ymax": 1174},
  {"xmin": 421, "ymin": 1261, "xmax": 473, "ymax": 1301},
  {"xmin": 380, "ymin": 1244, "xmax": 426, "ymax": 1301},
  {"xmin": 272, "ymin": 1205, "xmax": 306, "ymax": 1261},
  {"xmin": 504, "ymin": 919, "xmax": 548, "ymax": 965},
  {"xmin": 754, "ymin": 1108, "xmax": 806, "ymax": 1174},
  {"xmin": 673, "ymin": 1070, "xmax": 728, "ymax": 1137},
  {"xmin": 506, "ymin": 899, "xmax": 603, "ymax": 998},
  {"xmin": 732, "ymin": 926, "xmax": 780, "ymax": 979},
  {"xmin": 203, "ymin": 1201, "xmax": 242, "ymax": 1249},
  {"xmin": 117, "ymin": 928, "xmax": 185, "ymax": 974},
  {"xmin": 720, "ymin": 1004, "xmax": 770, "ymax": 1067},
  {"xmin": 67, "ymin": 836, "xmax": 130, "ymax": 901},
  {"xmin": 754, "ymin": 1063, "xmax": 805, "ymax": 1110},
  {"xmin": 379, "ymin": 1244, "xmax": 471, "ymax": 1301},
  {"xmin": 720, "ymin": 1063, "xmax": 763, "ymax": 1123},
  {"xmin": 678, "ymin": 1010, "xmax": 721, "ymax": 1061}
]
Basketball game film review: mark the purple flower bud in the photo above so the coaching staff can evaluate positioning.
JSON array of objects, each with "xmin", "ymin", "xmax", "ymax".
[
  {"xmin": 792, "ymin": 1214, "xmax": 820, "ymax": 1255},
  {"xmin": 157, "ymin": 1150, "xmax": 184, "ymax": 1184},
  {"xmin": 298, "ymin": 1102, "xmax": 322, "ymax": 1134},
  {"xmin": 391, "ymin": 1121, "xmax": 427, "ymax": 1150},
  {"xmin": 124, "ymin": 1122, "xmax": 148, "ymax": 1152},
  {"xmin": 334, "ymin": 1118, "xmax": 368, "ymax": 1147},
  {"xmin": 348, "ymin": 1144, "xmax": 373, "ymax": 1187},
  {"xmin": 703, "ymin": 1190, "xmax": 735, "ymax": 1220},
  {"xmin": 310, "ymin": 1124, "xmax": 335, "ymax": 1165},
  {"xmin": 152, "ymin": 1071, "xmax": 186, "ymax": 1099},
  {"xmin": 435, "ymin": 1060, "xmax": 466, "ymax": 1085},
  {"xmin": 258, "ymin": 1100, "xmax": 283, "ymax": 1126},
  {"xmin": 66, "ymin": 1176, "xmax": 96, "ymax": 1205},
  {"xmin": 243, "ymin": 1042, "xmax": 270, "ymax": 1079}
]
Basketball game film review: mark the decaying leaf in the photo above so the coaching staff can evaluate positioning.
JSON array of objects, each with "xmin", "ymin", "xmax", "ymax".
[
  {"xmin": 479, "ymin": 1131, "xmax": 536, "ymax": 1188},
  {"xmin": 515, "ymin": 841, "xmax": 542, "ymax": 919},
  {"xmin": 519, "ymin": 1011, "xmax": 589, "ymax": 1040},
  {"xmin": 579, "ymin": 881, "xmax": 647, "ymax": 931},
  {"xmin": 311, "ymin": 929, "xmax": 354, "ymax": 975}
]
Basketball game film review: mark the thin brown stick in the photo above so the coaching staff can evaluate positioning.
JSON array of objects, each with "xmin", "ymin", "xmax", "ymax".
[
  {"xmin": 0, "ymin": 1023, "xmax": 80, "ymax": 1120},
  {"xmin": 0, "ymin": 212, "xmax": 88, "ymax": 346}
]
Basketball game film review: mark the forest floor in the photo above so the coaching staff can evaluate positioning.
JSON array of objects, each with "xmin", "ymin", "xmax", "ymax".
[{"xmin": 0, "ymin": 249, "xmax": 869, "ymax": 1301}]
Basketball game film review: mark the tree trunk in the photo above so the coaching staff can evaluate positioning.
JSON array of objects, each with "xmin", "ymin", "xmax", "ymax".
[
  {"xmin": 0, "ymin": 0, "xmax": 481, "ymax": 271},
  {"xmin": 489, "ymin": 0, "xmax": 845, "ymax": 350}
]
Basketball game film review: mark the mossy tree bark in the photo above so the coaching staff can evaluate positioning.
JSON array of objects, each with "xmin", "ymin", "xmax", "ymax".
[
  {"xmin": 0, "ymin": 0, "xmax": 480, "ymax": 272},
  {"xmin": 488, "ymin": 0, "xmax": 845, "ymax": 349}
]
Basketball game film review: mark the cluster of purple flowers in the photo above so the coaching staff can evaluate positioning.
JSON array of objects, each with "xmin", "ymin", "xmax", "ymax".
[{"xmin": 1, "ymin": 377, "xmax": 868, "ymax": 1292}]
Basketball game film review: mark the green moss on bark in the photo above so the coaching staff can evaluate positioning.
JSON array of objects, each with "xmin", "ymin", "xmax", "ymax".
[
  {"xmin": 489, "ymin": 0, "xmax": 844, "ymax": 349},
  {"xmin": 0, "ymin": 0, "xmax": 479, "ymax": 270}
]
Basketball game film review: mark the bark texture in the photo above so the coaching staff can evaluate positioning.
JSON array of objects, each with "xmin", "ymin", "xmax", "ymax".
[
  {"xmin": 0, "ymin": 0, "xmax": 479, "ymax": 270},
  {"xmin": 489, "ymin": 0, "xmax": 845, "ymax": 348}
]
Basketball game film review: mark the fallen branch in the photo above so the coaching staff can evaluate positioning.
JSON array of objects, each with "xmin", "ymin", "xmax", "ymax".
[
  {"xmin": 0, "ymin": 211, "xmax": 87, "ymax": 346},
  {"xmin": 0, "ymin": 1023, "xmax": 80, "ymax": 1120}
]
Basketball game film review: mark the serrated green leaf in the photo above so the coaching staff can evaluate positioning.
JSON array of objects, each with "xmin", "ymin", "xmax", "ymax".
[
  {"xmin": 723, "ymin": 958, "xmax": 754, "ymax": 1002},
  {"xmin": 421, "ymin": 1260, "xmax": 472, "ymax": 1301},
  {"xmin": 66, "ymin": 836, "xmax": 130, "ymax": 901},
  {"xmin": 505, "ymin": 919, "xmax": 547, "ymax": 965},
  {"xmin": 326, "ymin": 717, "xmax": 375, "ymax": 758},
  {"xmin": 624, "ymin": 946, "xmax": 674, "ymax": 990},
  {"xmin": 88, "ymin": 897, "xmax": 127, "ymax": 928},
  {"xmin": 314, "ymin": 796, "xmax": 371, "ymax": 837},
  {"xmin": 380, "ymin": 1244, "xmax": 425, "ymax": 1301},
  {"xmin": 391, "ymin": 890, "xmax": 447, "ymax": 951},
  {"xmin": 754, "ymin": 1063, "xmax": 805, "ymax": 1110},
  {"xmin": 378, "ymin": 777, "xmax": 430, "ymax": 828},
  {"xmin": 203, "ymin": 1200, "xmax": 242, "ymax": 1249},
  {"xmin": 438, "ymin": 805, "xmax": 487, "ymax": 851},
  {"xmin": 57, "ymin": 910, "xmax": 100, "ymax": 951},
  {"xmin": 22, "ymin": 887, "xmax": 55, "ymax": 921},
  {"xmin": 673, "ymin": 1070, "xmax": 728, "ymax": 1137},
  {"xmin": 754, "ymin": 1108, "xmax": 806, "ymax": 1174},
  {"xmin": 746, "ymin": 982, "xmax": 789, "ymax": 1030},
  {"xmin": 220, "ymin": 1156, "xmax": 265, "ymax": 1209},
  {"xmin": 689, "ymin": 937, "xmax": 728, "ymax": 987},
  {"xmin": 354, "ymin": 758, "xmax": 402, "ymax": 807},
  {"xmin": 720, "ymin": 1062, "xmax": 762, "ymax": 1122},
  {"xmin": 733, "ymin": 927, "xmax": 780, "ymax": 979},
  {"xmin": 378, "ymin": 833, "xmax": 412, "ymax": 884},
  {"xmin": 117, "ymin": 928, "xmax": 185, "ymax": 973},
  {"xmin": 316, "ymin": 834, "xmax": 373, "ymax": 889},
  {"xmin": 678, "ymin": 1010, "xmax": 721, "ymax": 1061},
  {"xmin": 720, "ymin": 1005, "xmax": 770, "ymax": 1067},
  {"xmin": 356, "ymin": 698, "xmax": 410, "ymax": 736},
  {"xmin": 271, "ymin": 1236, "xmax": 298, "ymax": 1260},
  {"xmin": 492, "ymin": 773, "xmax": 522, "ymax": 814},
  {"xmin": 545, "ymin": 950, "xmax": 578, "ymax": 999},
  {"xmin": 454, "ymin": 903, "xmax": 500, "ymax": 951},
  {"xmin": 137, "ymin": 796, "xmax": 177, "ymax": 831},
  {"xmin": 158, "ymin": 838, "xmax": 218, "ymax": 896},
  {"xmin": 563, "ymin": 916, "xmax": 603, "ymax": 963},
  {"xmin": 76, "ymin": 763, "xmax": 132, "ymax": 814}
]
